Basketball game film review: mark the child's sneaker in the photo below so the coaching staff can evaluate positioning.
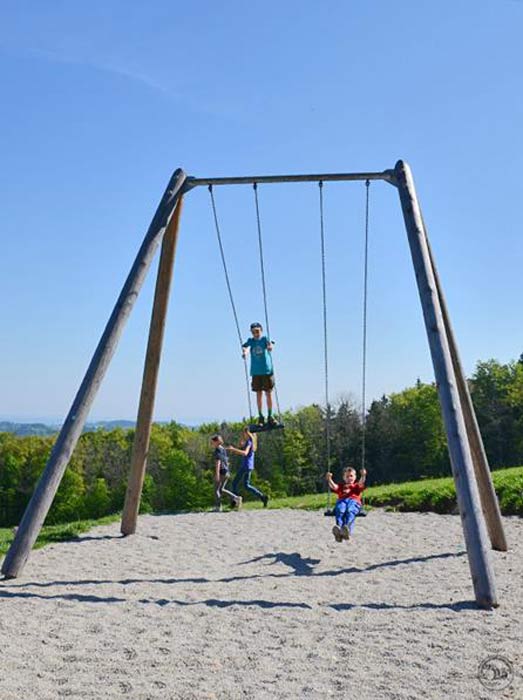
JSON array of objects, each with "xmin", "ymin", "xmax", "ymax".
[
  {"xmin": 267, "ymin": 416, "xmax": 278, "ymax": 427},
  {"xmin": 257, "ymin": 415, "xmax": 266, "ymax": 426},
  {"xmin": 341, "ymin": 525, "xmax": 350, "ymax": 540},
  {"xmin": 332, "ymin": 525, "xmax": 343, "ymax": 543},
  {"xmin": 235, "ymin": 496, "xmax": 243, "ymax": 510},
  {"xmin": 261, "ymin": 494, "xmax": 269, "ymax": 508}
]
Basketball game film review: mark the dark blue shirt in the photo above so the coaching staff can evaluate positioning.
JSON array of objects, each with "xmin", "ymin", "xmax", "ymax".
[{"xmin": 214, "ymin": 445, "xmax": 229, "ymax": 473}]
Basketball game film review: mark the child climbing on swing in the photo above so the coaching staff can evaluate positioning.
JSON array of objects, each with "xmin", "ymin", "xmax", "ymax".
[
  {"xmin": 211, "ymin": 435, "xmax": 242, "ymax": 512},
  {"xmin": 326, "ymin": 466, "xmax": 367, "ymax": 542},
  {"xmin": 242, "ymin": 322, "xmax": 276, "ymax": 427},
  {"xmin": 227, "ymin": 426, "xmax": 269, "ymax": 507}
]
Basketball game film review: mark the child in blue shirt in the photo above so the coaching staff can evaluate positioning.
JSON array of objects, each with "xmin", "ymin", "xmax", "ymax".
[
  {"xmin": 242, "ymin": 322, "xmax": 275, "ymax": 426},
  {"xmin": 228, "ymin": 427, "xmax": 269, "ymax": 507}
]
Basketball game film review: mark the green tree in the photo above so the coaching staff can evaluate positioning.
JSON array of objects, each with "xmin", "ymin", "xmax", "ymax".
[
  {"xmin": 48, "ymin": 467, "xmax": 85, "ymax": 524},
  {"xmin": 365, "ymin": 395, "xmax": 399, "ymax": 484},
  {"xmin": 387, "ymin": 382, "xmax": 449, "ymax": 480},
  {"xmin": 330, "ymin": 398, "xmax": 362, "ymax": 474},
  {"xmin": 470, "ymin": 359, "xmax": 521, "ymax": 467},
  {"xmin": 83, "ymin": 477, "xmax": 111, "ymax": 519}
]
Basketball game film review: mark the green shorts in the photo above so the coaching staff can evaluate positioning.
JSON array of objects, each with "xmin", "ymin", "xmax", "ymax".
[{"xmin": 251, "ymin": 374, "xmax": 275, "ymax": 392}]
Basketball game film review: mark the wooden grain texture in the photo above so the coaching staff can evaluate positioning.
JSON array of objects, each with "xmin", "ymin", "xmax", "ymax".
[
  {"xmin": 395, "ymin": 159, "xmax": 498, "ymax": 609},
  {"xmin": 121, "ymin": 197, "xmax": 184, "ymax": 535}
]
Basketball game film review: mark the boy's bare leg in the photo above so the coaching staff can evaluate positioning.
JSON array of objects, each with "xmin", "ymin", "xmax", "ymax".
[
  {"xmin": 256, "ymin": 391, "xmax": 265, "ymax": 424},
  {"xmin": 214, "ymin": 479, "xmax": 222, "ymax": 511},
  {"xmin": 220, "ymin": 475, "xmax": 241, "ymax": 507},
  {"xmin": 266, "ymin": 390, "xmax": 276, "ymax": 424}
]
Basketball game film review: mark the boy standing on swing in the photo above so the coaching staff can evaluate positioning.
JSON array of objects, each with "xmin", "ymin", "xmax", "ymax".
[{"xmin": 242, "ymin": 322, "xmax": 276, "ymax": 427}]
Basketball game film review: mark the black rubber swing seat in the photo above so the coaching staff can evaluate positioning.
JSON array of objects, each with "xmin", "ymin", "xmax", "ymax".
[
  {"xmin": 248, "ymin": 422, "xmax": 285, "ymax": 433},
  {"xmin": 323, "ymin": 508, "xmax": 368, "ymax": 517}
]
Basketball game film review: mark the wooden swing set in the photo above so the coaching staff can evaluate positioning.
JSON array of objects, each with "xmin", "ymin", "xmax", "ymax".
[{"xmin": 1, "ymin": 160, "xmax": 507, "ymax": 610}]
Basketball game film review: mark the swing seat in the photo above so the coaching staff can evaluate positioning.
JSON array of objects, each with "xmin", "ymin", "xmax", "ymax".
[
  {"xmin": 248, "ymin": 422, "xmax": 285, "ymax": 433},
  {"xmin": 324, "ymin": 508, "xmax": 368, "ymax": 517}
]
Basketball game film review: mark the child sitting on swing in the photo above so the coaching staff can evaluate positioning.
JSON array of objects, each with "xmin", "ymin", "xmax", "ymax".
[{"xmin": 326, "ymin": 466, "xmax": 367, "ymax": 542}]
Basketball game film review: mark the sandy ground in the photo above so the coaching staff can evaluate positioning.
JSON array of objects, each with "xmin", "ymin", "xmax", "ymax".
[{"xmin": 0, "ymin": 509, "xmax": 521, "ymax": 700}]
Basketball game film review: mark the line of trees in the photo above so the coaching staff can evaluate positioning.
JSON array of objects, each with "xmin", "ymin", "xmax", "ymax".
[{"xmin": 0, "ymin": 355, "xmax": 522, "ymax": 528}]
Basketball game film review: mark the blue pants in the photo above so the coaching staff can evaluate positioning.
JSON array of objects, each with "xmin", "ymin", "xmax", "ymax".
[
  {"xmin": 232, "ymin": 466, "xmax": 265, "ymax": 501},
  {"xmin": 334, "ymin": 498, "xmax": 361, "ymax": 533}
]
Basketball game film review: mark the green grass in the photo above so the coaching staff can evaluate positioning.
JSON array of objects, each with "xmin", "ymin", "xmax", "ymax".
[
  {"xmin": 1, "ymin": 467, "xmax": 521, "ymax": 559},
  {"xmin": 245, "ymin": 466, "xmax": 523, "ymax": 516},
  {"xmin": 365, "ymin": 466, "xmax": 523, "ymax": 515},
  {"xmin": 0, "ymin": 514, "xmax": 120, "ymax": 558}
]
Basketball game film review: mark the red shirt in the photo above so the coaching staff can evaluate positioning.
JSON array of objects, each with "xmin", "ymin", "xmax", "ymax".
[{"xmin": 332, "ymin": 481, "xmax": 365, "ymax": 504}]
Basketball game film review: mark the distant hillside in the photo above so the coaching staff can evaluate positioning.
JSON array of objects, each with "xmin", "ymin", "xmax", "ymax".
[
  {"xmin": 0, "ymin": 420, "xmax": 136, "ymax": 437},
  {"xmin": 0, "ymin": 422, "xmax": 58, "ymax": 437},
  {"xmin": 86, "ymin": 420, "xmax": 136, "ymax": 432}
]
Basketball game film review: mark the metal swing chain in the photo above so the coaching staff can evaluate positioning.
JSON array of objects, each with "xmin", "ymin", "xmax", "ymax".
[
  {"xmin": 361, "ymin": 180, "xmax": 371, "ymax": 472},
  {"xmin": 253, "ymin": 182, "xmax": 282, "ymax": 420},
  {"xmin": 319, "ymin": 181, "xmax": 332, "ymax": 507},
  {"xmin": 208, "ymin": 185, "xmax": 253, "ymax": 420}
]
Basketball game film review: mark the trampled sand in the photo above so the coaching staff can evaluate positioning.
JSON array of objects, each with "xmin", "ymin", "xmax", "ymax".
[{"xmin": 0, "ymin": 509, "xmax": 521, "ymax": 699}]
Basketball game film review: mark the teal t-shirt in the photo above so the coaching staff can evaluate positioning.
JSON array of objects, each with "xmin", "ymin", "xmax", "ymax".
[{"xmin": 243, "ymin": 336, "xmax": 273, "ymax": 376}]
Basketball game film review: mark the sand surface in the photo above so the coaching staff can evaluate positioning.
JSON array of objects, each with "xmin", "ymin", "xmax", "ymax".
[{"xmin": 0, "ymin": 509, "xmax": 521, "ymax": 700}]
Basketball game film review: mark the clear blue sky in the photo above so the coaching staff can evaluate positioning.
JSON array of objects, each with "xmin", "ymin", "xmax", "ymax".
[{"xmin": 1, "ymin": 1, "xmax": 522, "ymax": 425}]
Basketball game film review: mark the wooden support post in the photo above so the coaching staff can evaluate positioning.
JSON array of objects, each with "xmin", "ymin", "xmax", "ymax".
[
  {"xmin": 121, "ymin": 197, "xmax": 184, "ymax": 535},
  {"xmin": 1, "ymin": 169, "xmax": 187, "ymax": 579},
  {"xmin": 424, "ymin": 233, "xmax": 507, "ymax": 552},
  {"xmin": 394, "ymin": 160, "xmax": 498, "ymax": 609}
]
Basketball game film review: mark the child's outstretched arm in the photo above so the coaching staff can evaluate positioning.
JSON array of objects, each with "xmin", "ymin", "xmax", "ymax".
[
  {"xmin": 227, "ymin": 444, "xmax": 249, "ymax": 456},
  {"xmin": 325, "ymin": 471, "xmax": 337, "ymax": 492},
  {"xmin": 358, "ymin": 468, "xmax": 367, "ymax": 487}
]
